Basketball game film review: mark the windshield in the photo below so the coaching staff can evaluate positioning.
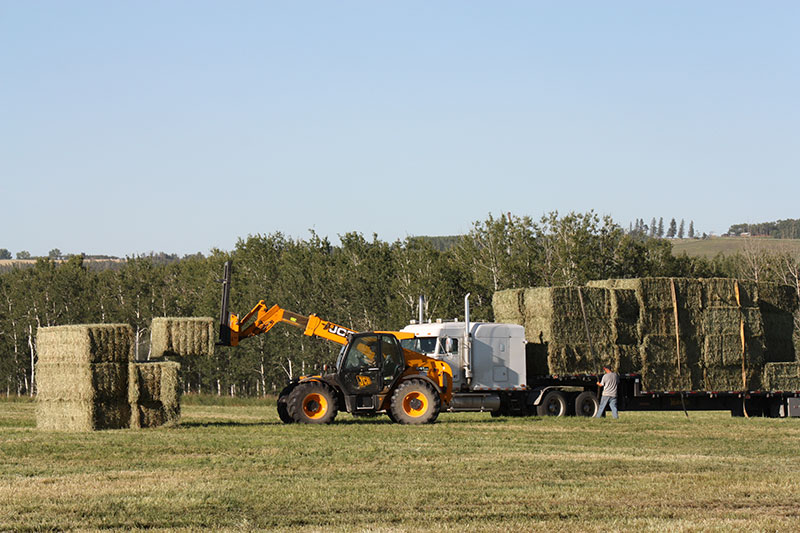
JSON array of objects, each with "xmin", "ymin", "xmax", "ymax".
[{"xmin": 400, "ymin": 337, "xmax": 439, "ymax": 354}]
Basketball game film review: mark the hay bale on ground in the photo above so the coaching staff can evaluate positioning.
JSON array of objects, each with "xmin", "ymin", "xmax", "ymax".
[
  {"xmin": 36, "ymin": 325, "xmax": 132, "ymax": 431},
  {"xmin": 129, "ymin": 361, "xmax": 181, "ymax": 428},
  {"xmin": 150, "ymin": 317, "xmax": 215, "ymax": 359},
  {"xmin": 763, "ymin": 362, "xmax": 800, "ymax": 391}
]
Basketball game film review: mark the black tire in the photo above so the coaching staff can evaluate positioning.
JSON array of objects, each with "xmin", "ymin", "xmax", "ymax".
[
  {"xmin": 536, "ymin": 390, "xmax": 568, "ymax": 417},
  {"xmin": 287, "ymin": 381, "xmax": 338, "ymax": 424},
  {"xmin": 390, "ymin": 379, "xmax": 441, "ymax": 425},
  {"xmin": 574, "ymin": 391, "xmax": 599, "ymax": 417},
  {"xmin": 277, "ymin": 384, "xmax": 295, "ymax": 424}
]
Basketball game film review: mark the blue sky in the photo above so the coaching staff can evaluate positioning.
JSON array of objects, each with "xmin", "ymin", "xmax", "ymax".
[{"xmin": 1, "ymin": 2, "xmax": 798, "ymax": 257}]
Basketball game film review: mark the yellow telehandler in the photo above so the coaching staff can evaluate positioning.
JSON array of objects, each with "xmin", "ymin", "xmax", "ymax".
[{"xmin": 216, "ymin": 261, "xmax": 452, "ymax": 424}]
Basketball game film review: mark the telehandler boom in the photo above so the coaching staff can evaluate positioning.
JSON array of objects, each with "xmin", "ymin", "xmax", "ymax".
[{"xmin": 216, "ymin": 261, "xmax": 452, "ymax": 424}]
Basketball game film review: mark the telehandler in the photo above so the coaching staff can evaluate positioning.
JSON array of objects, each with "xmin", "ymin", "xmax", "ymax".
[{"xmin": 216, "ymin": 261, "xmax": 453, "ymax": 424}]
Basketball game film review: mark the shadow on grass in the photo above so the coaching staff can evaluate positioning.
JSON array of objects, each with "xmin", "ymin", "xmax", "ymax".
[{"xmin": 181, "ymin": 420, "xmax": 279, "ymax": 428}]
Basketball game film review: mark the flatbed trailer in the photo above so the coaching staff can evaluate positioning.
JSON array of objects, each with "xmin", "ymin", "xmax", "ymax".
[{"xmin": 501, "ymin": 373, "xmax": 800, "ymax": 418}]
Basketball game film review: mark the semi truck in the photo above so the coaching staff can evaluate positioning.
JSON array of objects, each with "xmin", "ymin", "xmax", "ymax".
[{"xmin": 402, "ymin": 295, "xmax": 800, "ymax": 418}]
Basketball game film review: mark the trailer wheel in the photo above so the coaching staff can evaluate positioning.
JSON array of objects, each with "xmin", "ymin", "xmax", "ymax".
[
  {"xmin": 390, "ymin": 379, "xmax": 440, "ymax": 424},
  {"xmin": 277, "ymin": 384, "xmax": 295, "ymax": 424},
  {"xmin": 537, "ymin": 390, "xmax": 568, "ymax": 417},
  {"xmin": 287, "ymin": 381, "xmax": 338, "ymax": 424},
  {"xmin": 574, "ymin": 391, "xmax": 599, "ymax": 417}
]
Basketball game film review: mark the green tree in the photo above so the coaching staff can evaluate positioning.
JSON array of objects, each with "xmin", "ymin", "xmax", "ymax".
[
  {"xmin": 688, "ymin": 220, "xmax": 695, "ymax": 238},
  {"xmin": 678, "ymin": 219, "xmax": 685, "ymax": 239},
  {"xmin": 657, "ymin": 218, "xmax": 664, "ymax": 238},
  {"xmin": 16, "ymin": 251, "xmax": 30, "ymax": 259},
  {"xmin": 667, "ymin": 218, "xmax": 677, "ymax": 238},
  {"xmin": 0, "ymin": 249, "xmax": 11, "ymax": 260}
]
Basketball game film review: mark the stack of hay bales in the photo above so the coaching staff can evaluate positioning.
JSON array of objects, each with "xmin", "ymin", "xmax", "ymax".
[
  {"xmin": 589, "ymin": 278, "xmax": 705, "ymax": 390},
  {"xmin": 150, "ymin": 317, "xmax": 215, "ymax": 359},
  {"xmin": 36, "ymin": 324, "xmax": 133, "ymax": 431},
  {"xmin": 496, "ymin": 277, "xmax": 799, "ymax": 393},
  {"xmin": 700, "ymin": 279, "xmax": 764, "ymax": 391},
  {"xmin": 129, "ymin": 361, "xmax": 181, "ymax": 428},
  {"xmin": 496, "ymin": 286, "xmax": 620, "ymax": 374}
]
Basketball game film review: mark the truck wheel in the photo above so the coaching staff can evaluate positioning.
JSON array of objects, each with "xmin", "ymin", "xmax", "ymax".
[
  {"xmin": 390, "ymin": 379, "xmax": 440, "ymax": 425},
  {"xmin": 574, "ymin": 391, "xmax": 598, "ymax": 417},
  {"xmin": 287, "ymin": 382, "xmax": 338, "ymax": 424},
  {"xmin": 537, "ymin": 390, "xmax": 568, "ymax": 417},
  {"xmin": 277, "ymin": 384, "xmax": 295, "ymax": 424}
]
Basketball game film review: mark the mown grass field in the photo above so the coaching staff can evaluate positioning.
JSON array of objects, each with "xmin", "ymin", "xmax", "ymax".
[
  {"xmin": 2, "ymin": 396, "xmax": 800, "ymax": 532},
  {"xmin": 672, "ymin": 236, "xmax": 800, "ymax": 259}
]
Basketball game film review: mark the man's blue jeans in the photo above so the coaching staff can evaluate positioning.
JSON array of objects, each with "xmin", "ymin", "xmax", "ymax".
[{"xmin": 595, "ymin": 396, "xmax": 618, "ymax": 418}]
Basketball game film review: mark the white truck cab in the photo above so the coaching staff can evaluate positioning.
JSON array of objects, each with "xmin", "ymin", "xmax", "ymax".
[{"xmin": 400, "ymin": 320, "xmax": 527, "ymax": 392}]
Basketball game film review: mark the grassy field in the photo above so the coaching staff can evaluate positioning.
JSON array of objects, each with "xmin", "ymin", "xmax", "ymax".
[
  {"xmin": 2, "ymin": 397, "xmax": 800, "ymax": 532},
  {"xmin": 672, "ymin": 236, "xmax": 800, "ymax": 259}
]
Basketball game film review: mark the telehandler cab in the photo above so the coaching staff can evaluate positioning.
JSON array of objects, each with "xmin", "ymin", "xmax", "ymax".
[{"xmin": 216, "ymin": 261, "xmax": 453, "ymax": 424}]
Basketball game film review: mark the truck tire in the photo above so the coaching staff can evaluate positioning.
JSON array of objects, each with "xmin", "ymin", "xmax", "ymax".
[
  {"xmin": 277, "ymin": 384, "xmax": 295, "ymax": 424},
  {"xmin": 287, "ymin": 381, "xmax": 338, "ymax": 424},
  {"xmin": 574, "ymin": 391, "xmax": 598, "ymax": 417},
  {"xmin": 537, "ymin": 390, "xmax": 568, "ymax": 417},
  {"xmin": 390, "ymin": 379, "xmax": 440, "ymax": 425}
]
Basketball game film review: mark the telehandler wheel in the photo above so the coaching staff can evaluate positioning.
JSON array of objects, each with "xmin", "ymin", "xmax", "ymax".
[
  {"xmin": 277, "ymin": 384, "xmax": 295, "ymax": 424},
  {"xmin": 390, "ymin": 379, "xmax": 440, "ymax": 425},
  {"xmin": 536, "ymin": 390, "xmax": 568, "ymax": 417},
  {"xmin": 574, "ymin": 391, "xmax": 599, "ymax": 417},
  {"xmin": 287, "ymin": 382, "xmax": 338, "ymax": 424}
]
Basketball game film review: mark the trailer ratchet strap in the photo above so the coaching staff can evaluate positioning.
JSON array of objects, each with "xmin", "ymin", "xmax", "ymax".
[{"xmin": 735, "ymin": 280, "xmax": 750, "ymax": 419}]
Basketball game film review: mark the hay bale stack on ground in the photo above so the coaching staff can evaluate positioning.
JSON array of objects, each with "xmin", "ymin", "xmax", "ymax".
[
  {"xmin": 763, "ymin": 362, "xmax": 800, "ymax": 391},
  {"xmin": 756, "ymin": 282, "xmax": 799, "ymax": 362},
  {"xmin": 129, "ymin": 361, "xmax": 181, "ymax": 428},
  {"xmin": 150, "ymin": 317, "xmax": 215, "ymax": 359},
  {"xmin": 36, "ymin": 324, "xmax": 132, "ymax": 431}
]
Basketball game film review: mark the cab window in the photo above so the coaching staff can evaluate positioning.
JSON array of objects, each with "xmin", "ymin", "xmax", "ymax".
[{"xmin": 343, "ymin": 335, "xmax": 379, "ymax": 369}]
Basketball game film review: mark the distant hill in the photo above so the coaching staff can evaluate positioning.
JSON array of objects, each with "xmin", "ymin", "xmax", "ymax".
[{"xmin": 672, "ymin": 236, "xmax": 800, "ymax": 258}]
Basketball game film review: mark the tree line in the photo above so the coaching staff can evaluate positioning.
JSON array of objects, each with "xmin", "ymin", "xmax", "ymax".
[
  {"xmin": 629, "ymin": 217, "xmax": 700, "ymax": 239},
  {"xmin": 1, "ymin": 211, "xmax": 798, "ymax": 397},
  {"xmin": 728, "ymin": 218, "xmax": 800, "ymax": 239}
]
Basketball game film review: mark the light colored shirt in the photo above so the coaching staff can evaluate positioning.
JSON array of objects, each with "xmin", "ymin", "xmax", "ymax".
[{"xmin": 600, "ymin": 372, "xmax": 619, "ymax": 398}]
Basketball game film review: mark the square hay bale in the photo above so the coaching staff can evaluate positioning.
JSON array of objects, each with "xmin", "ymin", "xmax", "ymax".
[
  {"xmin": 702, "ymin": 278, "xmax": 757, "ymax": 308},
  {"xmin": 757, "ymin": 282, "xmax": 799, "ymax": 313},
  {"xmin": 129, "ymin": 361, "xmax": 181, "ymax": 428},
  {"xmin": 547, "ymin": 344, "xmax": 615, "ymax": 375},
  {"xmin": 521, "ymin": 287, "xmax": 613, "ymax": 345},
  {"xmin": 702, "ymin": 367, "xmax": 761, "ymax": 392},
  {"xmin": 37, "ymin": 324, "xmax": 133, "ymax": 364},
  {"xmin": 702, "ymin": 334, "xmax": 765, "ymax": 368},
  {"xmin": 492, "ymin": 289, "xmax": 525, "ymax": 325},
  {"xmin": 702, "ymin": 307, "xmax": 764, "ymax": 338},
  {"xmin": 150, "ymin": 317, "xmax": 215, "ymax": 359},
  {"xmin": 36, "ymin": 399, "xmax": 130, "ymax": 431},
  {"xmin": 760, "ymin": 311, "xmax": 797, "ymax": 362},
  {"xmin": 639, "ymin": 334, "xmax": 702, "ymax": 391},
  {"xmin": 36, "ymin": 362, "xmax": 128, "ymax": 403},
  {"xmin": 763, "ymin": 362, "xmax": 800, "ymax": 391}
]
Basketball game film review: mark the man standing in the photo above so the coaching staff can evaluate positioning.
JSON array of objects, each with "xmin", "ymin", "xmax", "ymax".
[{"xmin": 595, "ymin": 366, "xmax": 619, "ymax": 419}]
